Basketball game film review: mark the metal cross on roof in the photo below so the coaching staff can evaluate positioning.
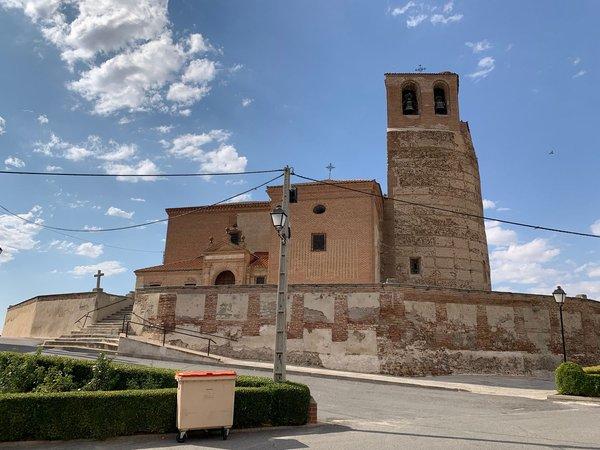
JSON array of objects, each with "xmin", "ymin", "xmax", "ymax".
[
  {"xmin": 415, "ymin": 64, "xmax": 427, "ymax": 72},
  {"xmin": 326, "ymin": 163, "xmax": 335, "ymax": 179}
]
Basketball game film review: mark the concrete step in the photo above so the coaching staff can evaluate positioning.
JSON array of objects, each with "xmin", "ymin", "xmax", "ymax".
[
  {"xmin": 42, "ymin": 344, "xmax": 118, "ymax": 355},
  {"xmin": 47, "ymin": 337, "xmax": 119, "ymax": 345},
  {"xmin": 42, "ymin": 340, "xmax": 118, "ymax": 351},
  {"xmin": 70, "ymin": 331, "xmax": 120, "ymax": 337}
]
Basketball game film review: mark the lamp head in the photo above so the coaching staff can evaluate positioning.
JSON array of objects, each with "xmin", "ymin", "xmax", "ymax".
[{"xmin": 553, "ymin": 286, "xmax": 567, "ymax": 304}]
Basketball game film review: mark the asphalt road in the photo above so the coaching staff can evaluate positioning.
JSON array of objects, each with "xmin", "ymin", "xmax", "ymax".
[{"xmin": 2, "ymin": 347, "xmax": 600, "ymax": 449}]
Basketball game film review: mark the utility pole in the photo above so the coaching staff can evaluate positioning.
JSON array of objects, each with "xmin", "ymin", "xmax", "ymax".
[{"xmin": 273, "ymin": 166, "xmax": 291, "ymax": 382}]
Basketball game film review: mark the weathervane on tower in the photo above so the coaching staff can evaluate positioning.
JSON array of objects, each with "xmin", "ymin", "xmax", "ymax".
[{"xmin": 415, "ymin": 64, "xmax": 427, "ymax": 72}]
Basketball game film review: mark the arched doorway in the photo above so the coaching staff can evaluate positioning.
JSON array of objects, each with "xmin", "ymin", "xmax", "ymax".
[{"xmin": 215, "ymin": 270, "xmax": 235, "ymax": 285}]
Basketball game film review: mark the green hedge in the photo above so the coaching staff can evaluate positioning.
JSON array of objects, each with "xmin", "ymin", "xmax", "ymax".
[
  {"xmin": 0, "ymin": 351, "xmax": 176, "ymax": 392},
  {"xmin": 0, "ymin": 353, "xmax": 312, "ymax": 441},
  {"xmin": 555, "ymin": 362, "xmax": 600, "ymax": 397},
  {"xmin": 0, "ymin": 389, "xmax": 177, "ymax": 441}
]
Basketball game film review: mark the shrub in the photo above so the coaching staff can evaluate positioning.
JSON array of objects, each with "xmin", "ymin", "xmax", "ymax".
[
  {"xmin": 0, "ymin": 352, "xmax": 312, "ymax": 441},
  {"xmin": 556, "ymin": 362, "xmax": 600, "ymax": 397},
  {"xmin": 584, "ymin": 365, "xmax": 600, "ymax": 375},
  {"xmin": 0, "ymin": 389, "xmax": 177, "ymax": 441},
  {"xmin": 0, "ymin": 352, "xmax": 176, "ymax": 393}
]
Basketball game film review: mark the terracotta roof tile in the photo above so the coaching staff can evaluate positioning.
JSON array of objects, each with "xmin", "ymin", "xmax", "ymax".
[
  {"xmin": 166, "ymin": 201, "xmax": 271, "ymax": 215},
  {"xmin": 135, "ymin": 258, "xmax": 203, "ymax": 273},
  {"xmin": 250, "ymin": 252, "xmax": 269, "ymax": 268}
]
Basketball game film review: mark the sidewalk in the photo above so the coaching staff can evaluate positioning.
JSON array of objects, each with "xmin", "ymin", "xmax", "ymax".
[{"xmin": 41, "ymin": 347, "xmax": 556, "ymax": 400}]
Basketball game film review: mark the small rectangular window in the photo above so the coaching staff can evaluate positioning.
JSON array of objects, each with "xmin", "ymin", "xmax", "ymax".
[
  {"xmin": 312, "ymin": 233, "xmax": 326, "ymax": 251},
  {"xmin": 409, "ymin": 257, "xmax": 421, "ymax": 275},
  {"xmin": 230, "ymin": 232, "xmax": 240, "ymax": 245},
  {"xmin": 255, "ymin": 276, "xmax": 266, "ymax": 285}
]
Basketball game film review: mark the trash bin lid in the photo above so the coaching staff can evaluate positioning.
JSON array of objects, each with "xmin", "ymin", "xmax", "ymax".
[{"xmin": 175, "ymin": 370, "xmax": 236, "ymax": 379}]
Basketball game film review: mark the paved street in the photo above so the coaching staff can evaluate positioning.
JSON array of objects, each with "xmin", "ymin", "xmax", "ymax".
[{"xmin": 2, "ymin": 346, "xmax": 600, "ymax": 449}]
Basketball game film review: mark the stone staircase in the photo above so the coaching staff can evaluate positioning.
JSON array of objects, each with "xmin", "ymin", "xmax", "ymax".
[{"xmin": 42, "ymin": 304, "xmax": 133, "ymax": 354}]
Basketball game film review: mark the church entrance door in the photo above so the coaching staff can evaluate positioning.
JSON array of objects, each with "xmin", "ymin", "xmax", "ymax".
[{"xmin": 215, "ymin": 270, "xmax": 235, "ymax": 285}]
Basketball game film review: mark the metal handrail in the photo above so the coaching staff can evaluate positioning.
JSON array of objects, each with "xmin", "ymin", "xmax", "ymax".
[
  {"xmin": 130, "ymin": 311, "xmax": 238, "ymax": 342},
  {"xmin": 123, "ymin": 319, "xmax": 218, "ymax": 356},
  {"xmin": 74, "ymin": 295, "xmax": 132, "ymax": 329}
]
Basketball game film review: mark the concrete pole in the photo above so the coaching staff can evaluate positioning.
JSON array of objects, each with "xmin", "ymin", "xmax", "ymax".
[{"xmin": 274, "ymin": 166, "xmax": 291, "ymax": 382}]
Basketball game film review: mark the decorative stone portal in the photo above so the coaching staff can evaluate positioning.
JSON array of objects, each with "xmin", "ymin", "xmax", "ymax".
[{"xmin": 215, "ymin": 271, "xmax": 235, "ymax": 285}]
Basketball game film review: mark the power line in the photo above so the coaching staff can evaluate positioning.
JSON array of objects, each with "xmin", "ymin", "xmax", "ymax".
[
  {"xmin": 293, "ymin": 173, "xmax": 600, "ymax": 240},
  {"xmin": 0, "ymin": 174, "xmax": 283, "ymax": 256},
  {"xmin": 0, "ymin": 168, "xmax": 283, "ymax": 177}
]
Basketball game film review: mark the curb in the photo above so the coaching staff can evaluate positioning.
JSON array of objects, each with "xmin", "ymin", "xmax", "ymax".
[{"xmin": 547, "ymin": 394, "xmax": 600, "ymax": 404}]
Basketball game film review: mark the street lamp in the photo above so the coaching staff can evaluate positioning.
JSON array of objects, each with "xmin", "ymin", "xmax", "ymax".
[
  {"xmin": 270, "ymin": 205, "xmax": 288, "ymax": 236},
  {"xmin": 553, "ymin": 285, "xmax": 567, "ymax": 363},
  {"xmin": 271, "ymin": 167, "xmax": 291, "ymax": 382}
]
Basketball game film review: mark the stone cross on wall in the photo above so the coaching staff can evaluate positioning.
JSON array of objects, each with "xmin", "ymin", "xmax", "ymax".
[{"xmin": 93, "ymin": 269, "xmax": 104, "ymax": 292}]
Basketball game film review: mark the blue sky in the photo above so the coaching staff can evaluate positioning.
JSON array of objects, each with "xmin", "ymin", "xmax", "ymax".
[{"xmin": 0, "ymin": 0, "xmax": 599, "ymax": 329}]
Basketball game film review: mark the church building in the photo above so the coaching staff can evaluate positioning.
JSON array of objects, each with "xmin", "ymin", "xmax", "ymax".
[{"xmin": 135, "ymin": 72, "xmax": 491, "ymax": 291}]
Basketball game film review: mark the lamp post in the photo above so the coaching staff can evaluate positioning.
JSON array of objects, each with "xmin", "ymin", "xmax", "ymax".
[
  {"xmin": 270, "ymin": 166, "xmax": 291, "ymax": 382},
  {"xmin": 553, "ymin": 285, "xmax": 567, "ymax": 363}
]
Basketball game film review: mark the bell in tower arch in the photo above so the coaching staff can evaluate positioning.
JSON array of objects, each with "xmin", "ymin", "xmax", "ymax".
[
  {"xmin": 402, "ymin": 89, "xmax": 418, "ymax": 115},
  {"xmin": 434, "ymin": 87, "xmax": 448, "ymax": 115}
]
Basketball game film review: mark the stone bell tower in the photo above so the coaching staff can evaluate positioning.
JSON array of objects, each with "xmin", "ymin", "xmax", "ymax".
[{"xmin": 381, "ymin": 72, "xmax": 491, "ymax": 290}]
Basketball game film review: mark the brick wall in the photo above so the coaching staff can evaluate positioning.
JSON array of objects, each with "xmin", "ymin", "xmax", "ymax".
[{"xmin": 132, "ymin": 284, "xmax": 600, "ymax": 376}]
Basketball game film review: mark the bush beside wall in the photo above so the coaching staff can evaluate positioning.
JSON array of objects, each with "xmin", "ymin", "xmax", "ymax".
[
  {"xmin": 0, "ymin": 353, "xmax": 312, "ymax": 442},
  {"xmin": 555, "ymin": 362, "xmax": 600, "ymax": 397},
  {"xmin": 0, "ymin": 389, "xmax": 177, "ymax": 441}
]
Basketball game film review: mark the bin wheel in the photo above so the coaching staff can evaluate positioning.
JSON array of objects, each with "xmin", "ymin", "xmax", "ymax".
[
  {"xmin": 176, "ymin": 431, "xmax": 187, "ymax": 443},
  {"xmin": 222, "ymin": 428, "xmax": 229, "ymax": 440}
]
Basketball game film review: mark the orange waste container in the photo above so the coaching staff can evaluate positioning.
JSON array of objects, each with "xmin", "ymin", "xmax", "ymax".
[{"xmin": 175, "ymin": 370, "xmax": 236, "ymax": 443}]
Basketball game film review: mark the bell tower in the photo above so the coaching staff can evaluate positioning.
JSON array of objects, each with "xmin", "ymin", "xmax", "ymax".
[{"xmin": 381, "ymin": 72, "xmax": 491, "ymax": 290}]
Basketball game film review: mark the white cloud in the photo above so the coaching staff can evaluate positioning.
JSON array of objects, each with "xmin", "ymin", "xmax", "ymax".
[
  {"xmin": 153, "ymin": 125, "xmax": 173, "ymax": 134},
  {"xmin": 2, "ymin": 1, "xmax": 222, "ymax": 115},
  {"xmin": 466, "ymin": 40, "xmax": 492, "ymax": 53},
  {"xmin": 390, "ymin": 1, "xmax": 415, "ymax": 16},
  {"xmin": 4, "ymin": 156, "xmax": 25, "ymax": 168},
  {"xmin": 182, "ymin": 58, "xmax": 217, "ymax": 84},
  {"xmin": 187, "ymin": 33, "xmax": 213, "ymax": 54},
  {"xmin": 225, "ymin": 193, "xmax": 252, "ymax": 203},
  {"xmin": 178, "ymin": 108, "xmax": 191, "ymax": 117},
  {"xmin": 201, "ymin": 145, "xmax": 248, "ymax": 173},
  {"xmin": 485, "ymin": 221, "xmax": 518, "ymax": 246},
  {"xmin": 573, "ymin": 70, "xmax": 587, "ymax": 79},
  {"xmin": 166, "ymin": 130, "xmax": 247, "ymax": 173},
  {"xmin": 45, "ymin": 165, "xmax": 62, "ymax": 172},
  {"xmin": 241, "ymin": 98, "xmax": 253, "ymax": 107},
  {"xmin": 430, "ymin": 13, "xmax": 462, "ymax": 24},
  {"xmin": 106, "ymin": 206, "xmax": 133, "ymax": 219},
  {"xmin": 34, "ymin": 133, "xmax": 94, "ymax": 160},
  {"xmin": 69, "ymin": 260, "xmax": 126, "ymax": 277},
  {"xmin": 167, "ymin": 130, "xmax": 231, "ymax": 159},
  {"xmin": 490, "ymin": 239, "xmax": 561, "ymax": 285},
  {"xmin": 229, "ymin": 63, "xmax": 243, "ymax": 73},
  {"xmin": 166, "ymin": 82, "xmax": 210, "ymax": 105},
  {"xmin": 37, "ymin": 114, "xmax": 48, "ymax": 124},
  {"xmin": 571, "ymin": 56, "xmax": 581, "ymax": 66},
  {"xmin": 69, "ymin": 33, "xmax": 187, "ymax": 114},
  {"xmin": 406, "ymin": 14, "xmax": 428, "ymax": 27},
  {"xmin": 49, "ymin": 240, "xmax": 103, "ymax": 258},
  {"xmin": 75, "ymin": 242, "xmax": 103, "ymax": 258},
  {"xmin": 442, "ymin": 1, "xmax": 453, "ymax": 13},
  {"xmin": 2, "ymin": 0, "xmax": 169, "ymax": 65},
  {"xmin": 130, "ymin": 197, "xmax": 145, "ymax": 202},
  {"xmin": 482, "ymin": 199, "xmax": 496, "ymax": 210},
  {"xmin": 469, "ymin": 56, "xmax": 495, "ymax": 80},
  {"xmin": 0, "ymin": 116, "xmax": 6, "ymax": 135},
  {"xmin": 591, "ymin": 219, "xmax": 600, "ymax": 236},
  {"xmin": 118, "ymin": 116, "xmax": 133, "ymax": 125},
  {"xmin": 97, "ymin": 142, "xmax": 137, "ymax": 161},
  {"xmin": 0, "ymin": 205, "xmax": 42, "ymax": 264},
  {"xmin": 102, "ymin": 159, "xmax": 160, "ymax": 182}
]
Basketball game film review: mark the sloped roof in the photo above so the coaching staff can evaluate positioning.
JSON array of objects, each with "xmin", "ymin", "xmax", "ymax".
[
  {"xmin": 166, "ymin": 201, "xmax": 271, "ymax": 215},
  {"xmin": 249, "ymin": 252, "xmax": 269, "ymax": 268},
  {"xmin": 135, "ymin": 258, "xmax": 204, "ymax": 274}
]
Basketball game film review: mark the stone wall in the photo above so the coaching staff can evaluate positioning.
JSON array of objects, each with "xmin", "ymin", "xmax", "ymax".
[
  {"xmin": 2, "ymin": 291, "xmax": 129, "ymax": 338},
  {"xmin": 131, "ymin": 284, "xmax": 600, "ymax": 376}
]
